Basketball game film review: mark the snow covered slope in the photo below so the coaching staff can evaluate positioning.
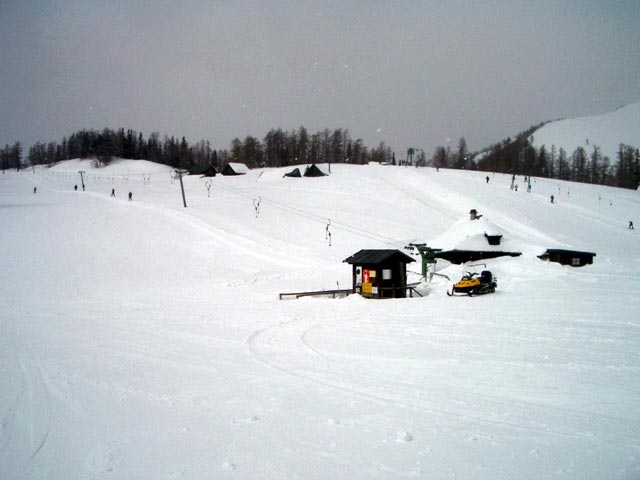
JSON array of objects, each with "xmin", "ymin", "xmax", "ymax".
[
  {"xmin": 1, "ymin": 160, "xmax": 639, "ymax": 479},
  {"xmin": 530, "ymin": 102, "xmax": 640, "ymax": 160}
]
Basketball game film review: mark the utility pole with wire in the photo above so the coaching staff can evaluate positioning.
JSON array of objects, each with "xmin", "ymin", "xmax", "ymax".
[{"xmin": 78, "ymin": 171, "xmax": 86, "ymax": 191}]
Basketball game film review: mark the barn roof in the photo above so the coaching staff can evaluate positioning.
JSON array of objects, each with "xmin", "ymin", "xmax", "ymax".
[
  {"xmin": 222, "ymin": 162, "xmax": 249, "ymax": 175},
  {"xmin": 343, "ymin": 249, "xmax": 415, "ymax": 265}
]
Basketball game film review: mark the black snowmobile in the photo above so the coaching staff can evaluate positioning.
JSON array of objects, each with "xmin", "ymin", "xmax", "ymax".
[{"xmin": 447, "ymin": 270, "xmax": 497, "ymax": 296}]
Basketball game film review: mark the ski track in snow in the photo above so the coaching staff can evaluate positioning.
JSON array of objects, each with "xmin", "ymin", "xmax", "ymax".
[
  {"xmin": 0, "ymin": 340, "xmax": 52, "ymax": 477},
  {"xmin": 31, "ymin": 172, "xmax": 307, "ymax": 270},
  {"xmin": 3, "ymin": 162, "xmax": 640, "ymax": 479},
  {"xmin": 244, "ymin": 313, "xmax": 627, "ymax": 445}
]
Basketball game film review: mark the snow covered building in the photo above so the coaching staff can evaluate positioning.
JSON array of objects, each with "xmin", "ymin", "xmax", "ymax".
[
  {"xmin": 221, "ymin": 163, "xmax": 249, "ymax": 176},
  {"xmin": 431, "ymin": 217, "xmax": 522, "ymax": 264}
]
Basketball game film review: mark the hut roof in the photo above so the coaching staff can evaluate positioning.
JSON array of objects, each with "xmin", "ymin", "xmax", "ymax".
[
  {"xmin": 537, "ymin": 249, "xmax": 596, "ymax": 266},
  {"xmin": 343, "ymin": 249, "xmax": 415, "ymax": 265},
  {"xmin": 436, "ymin": 249, "xmax": 521, "ymax": 264},
  {"xmin": 222, "ymin": 163, "xmax": 249, "ymax": 175},
  {"xmin": 284, "ymin": 167, "xmax": 302, "ymax": 178},
  {"xmin": 304, "ymin": 164, "xmax": 328, "ymax": 177},
  {"xmin": 539, "ymin": 248, "xmax": 596, "ymax": 256}
]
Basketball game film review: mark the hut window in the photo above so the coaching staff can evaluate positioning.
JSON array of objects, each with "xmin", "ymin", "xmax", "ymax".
[{"xmin": 382, "ymin": 269, "xmax": 392, "ymax": 280}]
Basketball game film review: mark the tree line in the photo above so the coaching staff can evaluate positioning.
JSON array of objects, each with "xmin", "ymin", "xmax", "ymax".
[
  {"xmin": 6, "ymin": 123, "xmax": 638, "ymax": 189},
  {"xmin": 1, "ymin": 142, "xmax": 23, "ymax": 171},
  {"xmin": 20, "ymin": 126, "xmax": 396, "ymax": 173},
  {"xmin": 430, "ymin": 128, "xmax": 639, "ymax": 190}
]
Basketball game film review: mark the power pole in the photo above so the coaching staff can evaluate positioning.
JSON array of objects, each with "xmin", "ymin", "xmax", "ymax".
[
  {"xmin": 176, "ymin": 170, "xmax": 187, "ymax": 207},
  {"xmin": 78, "ymin": 170, "xmax": 86, "ymax": 191},
  {"xmin": 407, "ymin": 148, "xmax": 415, "ymax": 166}
]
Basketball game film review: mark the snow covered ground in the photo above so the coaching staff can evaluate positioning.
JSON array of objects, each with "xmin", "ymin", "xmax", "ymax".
[
  {"xmin": 530, "ymin": 102, "xmax": 640, "ymax": 161},
  {"xmin": 1, "ymin": 159, "xmax": 639, "ymax": 479}
]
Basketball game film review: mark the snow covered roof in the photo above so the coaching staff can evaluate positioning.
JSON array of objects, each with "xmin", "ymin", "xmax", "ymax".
[
  {"xmin": 429, "ymin": 217, "xmax": 517, "ymax": 252},
  {"xmin": 223, "ymin": 162, "xmax": 249, "ymax": 175}
]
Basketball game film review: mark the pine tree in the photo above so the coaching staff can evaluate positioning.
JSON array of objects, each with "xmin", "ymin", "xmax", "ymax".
[
  {"xmin": 456, "ymin": 137, "xmax": 468, "ymax": 169},
  {"xmin": 589, "ymin": 145, "xmax": 602, "ymax": 183},
  {"xmin": 572, "ymin": 146, "xmax": 588, "ymax": 182}
]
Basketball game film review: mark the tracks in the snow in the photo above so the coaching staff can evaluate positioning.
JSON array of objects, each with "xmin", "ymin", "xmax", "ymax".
[{"xmin": 244, "ymin": 316, "xmax": 618, "ymax": 442}]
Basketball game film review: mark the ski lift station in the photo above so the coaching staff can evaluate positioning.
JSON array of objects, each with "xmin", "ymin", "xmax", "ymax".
[{"xmin": 343, "ymin": 249, "xmax": 416, "ymax": 299}]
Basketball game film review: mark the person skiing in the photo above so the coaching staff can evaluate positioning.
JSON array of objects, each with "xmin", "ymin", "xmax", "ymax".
[
  {"xmin": 111, "ymin": 188, "xmax": 115, "ymax": 197},
  {"xmin": 550, "ymin": 195, "xmax": 555, "ymax": 204},
  {"xmin": 630, "ymin": 221, "xmax": 635, "ymax": 229},
  {"xmin": 33, "ymin": 186, "xmax": 37, "ymax": 194},
  {"xmin": 486, "ymin": 176, "xmax": 489, "ymax": 183},
  {"xmin": 128, "ymin": 192, "xmax": 132, "ymax": 201}
]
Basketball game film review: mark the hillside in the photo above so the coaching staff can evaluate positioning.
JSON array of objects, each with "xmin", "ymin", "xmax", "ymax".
[
  {"xmin": 529, "ymin": 102, "xmax": 640, "ymax": 161},
  {"xmin": 1, "ymin": 160, "xmax": 639, "ymax": 479}
]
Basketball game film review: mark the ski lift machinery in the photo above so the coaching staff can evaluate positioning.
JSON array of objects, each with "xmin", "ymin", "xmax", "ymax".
[{"xmin": 404, "ymin": 243, "xmax": 442, "ymax": 280}]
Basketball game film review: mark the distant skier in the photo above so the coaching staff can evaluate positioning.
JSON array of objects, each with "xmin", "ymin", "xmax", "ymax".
[
  {"xmin": 629, "ymin": 221, "xmax": 635, "ymax": 230},
  {"xmin": 486, "ymin": 175, "xmax": 489, "ymax": 183},
  {"xmin": 128, "ymin": 192, "xmax": 132, "ymax": 201},
  {"xmin": 33, "ymin": 186, "xmax": 37, "ymax": 194},
  {"xmin": 74, "ymin": 185, "xmax": 78, "ymax": 191},
  {"xmin": 111, "ymin": 188, "xmax": 115, "ymax": 197},
  {"xmin": 550, "ymin": 195, "xmax": 555, "ymax": 204}
]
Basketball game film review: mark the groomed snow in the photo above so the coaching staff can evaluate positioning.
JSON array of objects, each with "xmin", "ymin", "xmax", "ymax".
[
  {"xmin": 1, "ymin": 160, "xmax": 639, "ymax": 479},
  {"xmin": 530, "ymin": 102, "xmax": 640, "ymax": 161}
]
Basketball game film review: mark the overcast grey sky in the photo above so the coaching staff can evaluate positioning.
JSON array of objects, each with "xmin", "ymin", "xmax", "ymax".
[{"xmin": 1, "ymin": 0, "xmax": 639, "ymax": 155}]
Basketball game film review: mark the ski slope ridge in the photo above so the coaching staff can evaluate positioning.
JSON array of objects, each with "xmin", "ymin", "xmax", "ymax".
[{"xmin": 530, "ymin": 101, "xmax": 640, "ymax": 161}]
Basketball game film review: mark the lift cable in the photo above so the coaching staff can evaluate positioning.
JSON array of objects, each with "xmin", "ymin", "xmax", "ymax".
[{"xmin": 212, "ymin": 181, "xmax": 407, "ymax": 248}]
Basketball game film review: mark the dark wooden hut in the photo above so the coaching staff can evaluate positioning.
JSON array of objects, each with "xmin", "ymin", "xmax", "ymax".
[
  {"xmin": 538, "ymin": 249, "xmax": 595, "ymax": 267},
  {"xmin": 284, "ymin": 167, "xmax": 302, "ymax": 178},
  {"xmin": 343, "ymin": 249, "xmax": 415, "ymax": 298},
  {"xmin": 304, "ymin": 164, "xmax": 327, "ymax": 177}
]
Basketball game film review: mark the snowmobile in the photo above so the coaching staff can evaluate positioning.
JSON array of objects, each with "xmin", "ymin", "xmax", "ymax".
[{"xmin": 447, "ymin": 270, "xmax": 497, "ymax": 296}]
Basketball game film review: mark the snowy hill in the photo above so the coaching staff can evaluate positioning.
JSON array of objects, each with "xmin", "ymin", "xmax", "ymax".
[
  {"xmin": 529, "ymin": 102, "xmax": 640, "ymax": 160},
  {"xmin": 1, "ymin": 159, "xmax": 639, "ymax": 479}
]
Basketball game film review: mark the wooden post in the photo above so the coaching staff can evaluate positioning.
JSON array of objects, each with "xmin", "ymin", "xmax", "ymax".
[{"xmin": 176, "ymin": 170, "xmax": 187, "ymax": 208}]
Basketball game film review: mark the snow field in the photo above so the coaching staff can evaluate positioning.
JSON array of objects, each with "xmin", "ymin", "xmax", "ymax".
[{"xmin": 1, "ymin": 159, "xmax": 639, "ymax": 479}]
